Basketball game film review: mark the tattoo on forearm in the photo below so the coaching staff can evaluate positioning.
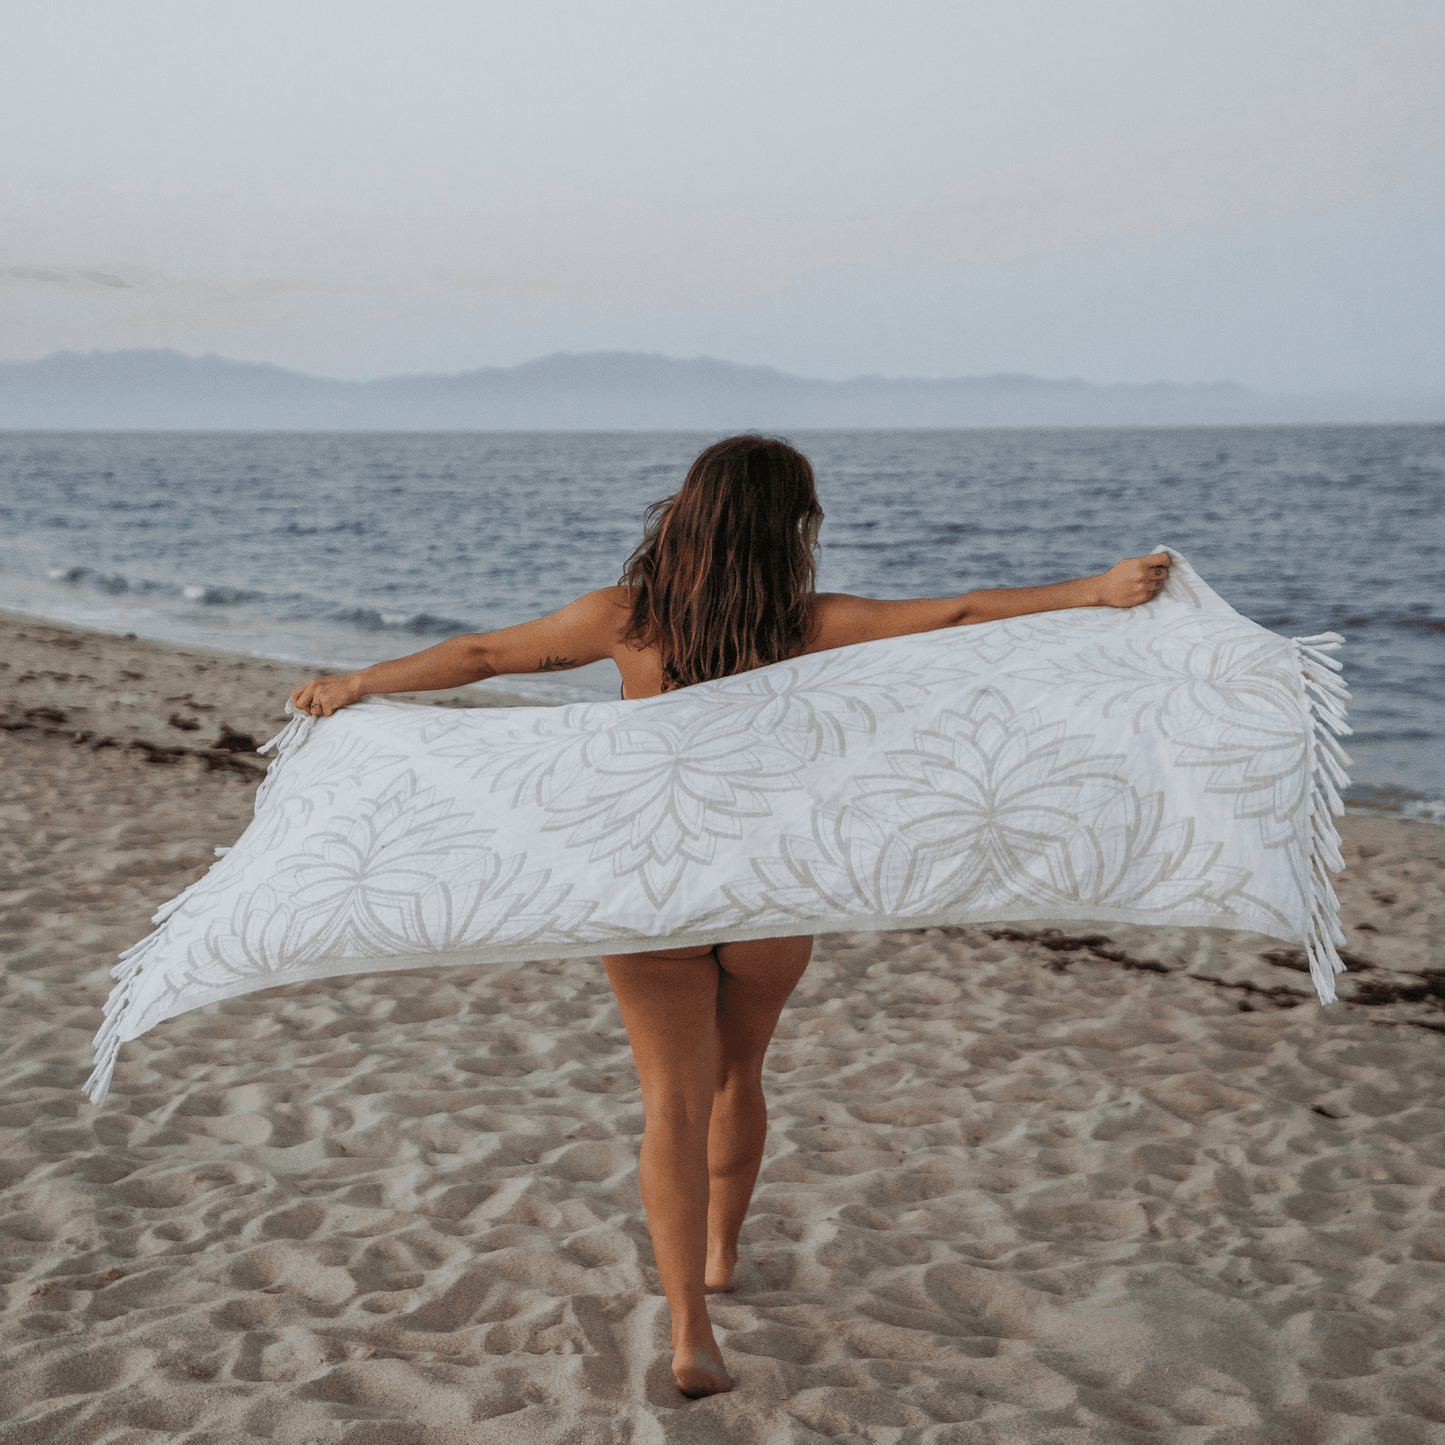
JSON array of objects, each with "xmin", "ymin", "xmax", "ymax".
[{"xmin": 537, "ymin": 655, "xmax": 579, "ymax": 672}]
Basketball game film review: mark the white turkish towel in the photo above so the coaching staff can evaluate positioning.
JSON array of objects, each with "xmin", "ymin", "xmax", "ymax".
[{"xmin": 84, "ymin": 548, "xmax": 1352, "ymax": 1103}]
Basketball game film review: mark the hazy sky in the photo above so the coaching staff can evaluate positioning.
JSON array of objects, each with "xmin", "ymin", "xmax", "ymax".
[{"xmin": 3, "ymin": 1, "xmax": 1441, "ymax": 390}]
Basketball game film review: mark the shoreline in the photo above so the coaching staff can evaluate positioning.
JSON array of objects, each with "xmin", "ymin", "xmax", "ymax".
[
  {"xmin": 0, "ymin": 608, "xmax": 556, "ymax": 770},
  {"xmin": 0, "ymin": 577, "xmax": 615, "ymax": 705},
  {"xmin": 3, "ymin": 609, "xmax": 1445, "ymax": 1438}
]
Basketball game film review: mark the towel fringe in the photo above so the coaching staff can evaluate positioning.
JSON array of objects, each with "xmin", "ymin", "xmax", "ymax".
[
  {"xmin": 81, "ymin": 930, "xmax": 164, "ymax": 1105},
  {"xmin": 1314, "ymin": 730, "xmax": 1352, "ymax": 783},
  {"xmin": 81, "ymin": 703, "xmax": 319, "ymax": 1106},
  {"xmin": 253, "ymin": 705, "xmax": 317, "ymax": 811},
  {"xmin": 1292, "ymin": 632, "xmax": 1351, "ymax": 1005}
]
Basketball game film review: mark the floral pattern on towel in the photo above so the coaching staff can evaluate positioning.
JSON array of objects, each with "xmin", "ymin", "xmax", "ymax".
[{"xmin": 109, "ymin": 548, "xmax": 1338, "ymax": 1058}]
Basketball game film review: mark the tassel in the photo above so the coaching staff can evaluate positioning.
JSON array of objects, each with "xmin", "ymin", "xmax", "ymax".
[
  {"xmin": 253, "ymin": 705, "xmax": 317, "ymax": 813},
  {"xmin": 81, "ymin": 702, "xmax": 319, "ymax": 1106},
  {"xmin": 1291, "ymin": 633, "xmax": 1351, "ymax": 1006},
  {"xmin": 81, "ymin": 937, "xmax": 159, "ymax": 1104}
]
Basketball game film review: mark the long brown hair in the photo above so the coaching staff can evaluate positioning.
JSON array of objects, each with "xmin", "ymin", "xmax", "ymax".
[{"xmin": 620, "ymin": 435, "xmax": 824, "ymax": 690}]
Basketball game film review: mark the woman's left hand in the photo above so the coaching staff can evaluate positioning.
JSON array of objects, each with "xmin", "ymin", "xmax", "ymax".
[
  {"xmin": 1097, "ymin": 553, "xmax": 1171, "ymax": 608},
  {"xmin": 291, "ymin": 674, "xmax": 363, "ymax": 717}
]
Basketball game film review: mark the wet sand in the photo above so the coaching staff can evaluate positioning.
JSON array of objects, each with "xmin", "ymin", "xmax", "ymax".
[{"xmin": 3, "ymin": 611, "xmax": 1444, "ymax": 1444}]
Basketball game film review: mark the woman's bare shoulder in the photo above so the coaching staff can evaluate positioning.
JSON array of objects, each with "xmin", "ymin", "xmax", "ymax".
[
  {"xmin": 804, "ymin": 593, "xmax": 867, "ymax": 653},
  {"xmin": 564, "ymin": 586, "xmax": 636, "ymax": 649},
  {"xmin": 552, "ymin": 585, "xmax": 631, "ymax": 628},
  {"xmin": 573, "ymin": 584, "xmax": 633, "ymax": 614}
]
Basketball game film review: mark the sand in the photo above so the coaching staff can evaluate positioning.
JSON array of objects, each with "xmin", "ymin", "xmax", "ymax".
[{"xmin": 2, "ymin": 610, "xmax": 1444, "ymax": 1445}]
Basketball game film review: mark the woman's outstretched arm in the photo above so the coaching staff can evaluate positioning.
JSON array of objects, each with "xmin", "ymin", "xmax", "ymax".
[
  {"xmin": 806, "ymin": 551, "xmax": 1170, "ymax": 653},
  {"xmin": 291, "ymin": 587, "xmax": 628, "ymax": 716}
]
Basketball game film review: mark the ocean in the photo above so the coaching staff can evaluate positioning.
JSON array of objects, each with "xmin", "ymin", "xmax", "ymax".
[{"xmin": 1, "ymin": 426, "xmax": 1441, "ymax": 819}]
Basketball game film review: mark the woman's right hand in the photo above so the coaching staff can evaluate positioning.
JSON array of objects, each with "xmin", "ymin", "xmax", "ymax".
[
  {"xmin": 1096, "ymin": 553, "xmax": 1171, "ymax": 609},
  {"xmin": 291, "ymin": 674, "xmax": 364, "ymax": 717}
]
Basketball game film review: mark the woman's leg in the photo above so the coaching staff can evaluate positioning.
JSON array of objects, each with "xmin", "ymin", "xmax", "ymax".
[
  {"xmin": 706, "ymin": 935, "xmax": 813, "ymax": 1291},
  {"xmin": 603, "ymin": 945, "xmax": 729, "ymax": 1396},
  {"xmin": 603, "ymin": 935, "xmax": 811, "ymax": 1397}
]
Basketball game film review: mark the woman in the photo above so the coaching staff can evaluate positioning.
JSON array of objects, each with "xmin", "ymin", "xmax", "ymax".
[{"xmin": 291, "ymin": 435, "xmax": 1169, "ymax": 1399}]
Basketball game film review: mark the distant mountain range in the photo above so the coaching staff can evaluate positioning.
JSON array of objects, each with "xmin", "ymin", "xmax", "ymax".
[{"xmin": 0, "ymin": 349, "xmax": 1439, "ymax": 430}]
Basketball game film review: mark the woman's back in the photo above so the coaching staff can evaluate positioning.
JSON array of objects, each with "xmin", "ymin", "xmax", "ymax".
[{"xmin": 609, "ymin": 585, "xmax": 1003, "ymax": 699}]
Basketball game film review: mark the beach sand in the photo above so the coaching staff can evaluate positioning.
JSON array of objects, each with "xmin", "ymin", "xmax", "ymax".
[{"xmin": 3, "ymin": 611, "xmax": 1444, "ymax": 1444}]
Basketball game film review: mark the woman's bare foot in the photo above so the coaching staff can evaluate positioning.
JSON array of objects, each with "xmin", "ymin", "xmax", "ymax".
[
  {"xmin": 704, "ymin": 1250, "xmax": 738, "ymax": 1293},
  {"xmin": 673, "ymin": 1344, "xmax": 734, "ymax": 1398}
]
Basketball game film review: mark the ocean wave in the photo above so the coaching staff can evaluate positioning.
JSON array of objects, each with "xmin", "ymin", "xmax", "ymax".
[
  {"xmin": 1344, "ymin": 780, "xmax": 1445, "ymax": 822},
  {"xmin": 326, "ymin": 607, "xmax": 475, "ymax": 637},
  {"xmin": 47, "ymin": 566, "xmax": 262, "ymax": 605},
  {"xmin": 180, "ymin": 584, "xmax": 266, "ymax": 605},
  {"xmin": 1347, "ymin": 729, "xmax": 1443, "ymax": 744},
  {"xmin": 1333, "ymin": 609, "xmax": 1444, "ymax": 633},
  {"xmin": 48, "ymin": 565, "xmax": 176, "ymax": 596},
  {"xmin": 37, "ymin": 562, "xmax": 475, "ymax": 637}
]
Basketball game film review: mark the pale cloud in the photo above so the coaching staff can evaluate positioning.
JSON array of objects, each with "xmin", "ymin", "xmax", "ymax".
[
  {"xmin": 3, "ymin": 23, "xmax": 1437, "ymax": 320},
  {"xmin": 7, "ymin": 266, "xmax": 131, "ymax": 288},
  {"xmin": 2, "ymin": 263, "xmax": 307, "ymax": 330}
]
